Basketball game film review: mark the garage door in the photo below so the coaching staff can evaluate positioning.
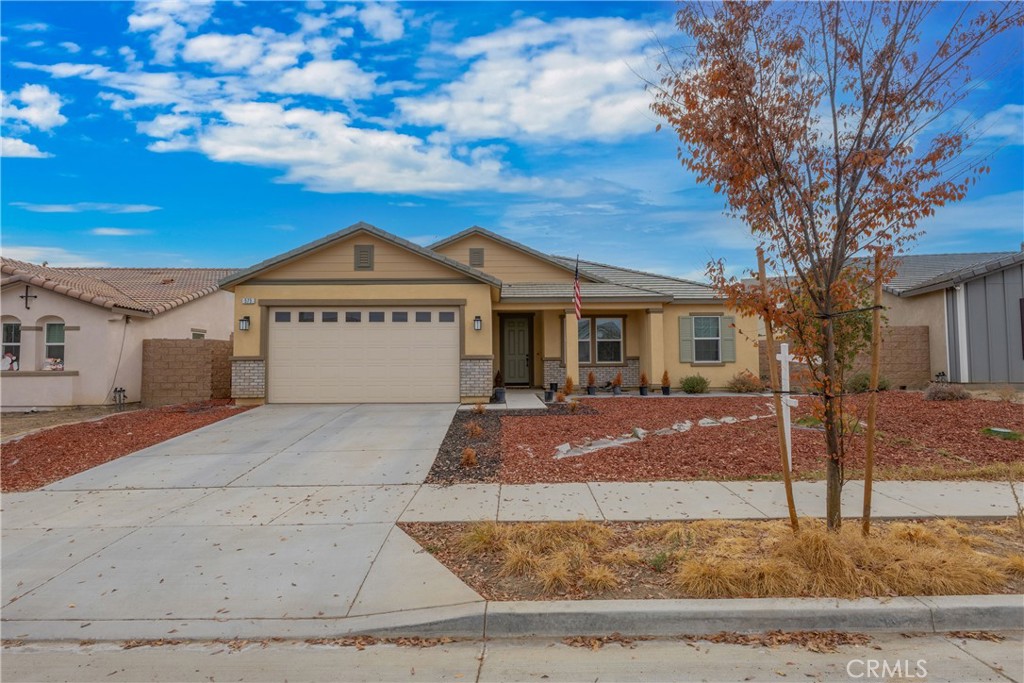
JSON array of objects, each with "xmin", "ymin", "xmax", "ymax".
[{"xmin": 267, "ymin": 307, "xmax": 460, "ymax": 403}]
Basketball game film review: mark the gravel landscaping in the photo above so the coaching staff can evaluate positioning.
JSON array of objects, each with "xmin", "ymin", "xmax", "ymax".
[
  {"xmin": 431, "ymin": 393, "xmax": 1023, "ymax": 484},
  {"xmin": 1, "ymin": 400, "xmax": 252, "ymax": 491}
]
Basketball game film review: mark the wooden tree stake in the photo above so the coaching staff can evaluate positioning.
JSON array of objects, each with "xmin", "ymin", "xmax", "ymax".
[{"xmin": 862, "ymin": 249, "xmax": 884, "ymax": 536}]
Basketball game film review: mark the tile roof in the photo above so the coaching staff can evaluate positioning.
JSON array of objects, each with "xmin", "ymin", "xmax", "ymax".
[
  {"xmin": 500, "ymin": 282, "xmax": 672, "ymax": 301},
  {"xmin": 886, "ymin": 251, "xmax": 1019, "ymax": 295},
  {"xmin": 552, "ymin": 256, "xmax": 721, "ymax": 301},
  {"xmin": 1, "ymin": 258, "xmax": 235, "ymax": 315}
]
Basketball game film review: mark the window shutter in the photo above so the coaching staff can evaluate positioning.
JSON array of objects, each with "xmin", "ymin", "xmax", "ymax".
[
  {"xmin": 354, "ymin": 245, "xmax": 374, "ymax": 271},
  {"xmin": 722, "ymin": 316, "xmax": 736, "ymax": 362},
  {"xmin": 679, "ymin": 316, "xmax": 694, "ymax": 363},
  {"xmin": 469, "ymin": 248, "xmax": 484, "ymax": 267}
]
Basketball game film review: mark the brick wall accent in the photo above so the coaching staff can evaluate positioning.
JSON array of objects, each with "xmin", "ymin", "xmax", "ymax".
[
  {"xmin": 758, "ymin": 325, "xmax": 932, "ymax": 392},
  {"xmin": 231, "ymin": 358, "xmax": 266, "ymax": 399},
  {"xmin": 581, "ymin": 358, "xmax": 641, "ymax": 388},
  {"xmin": 543, "ymin": 359, "xmax": 564, "ymax": 389},
  {"xmin": 142, "ymin": 339, "xmax": 233, "ymax": 406},
  {"xmin": 460, "ymin": 357, "xmax": 493, "ymax": 398}
]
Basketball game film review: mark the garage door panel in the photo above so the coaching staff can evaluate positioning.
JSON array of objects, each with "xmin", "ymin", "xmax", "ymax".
[{"xmin": 268, "ymin": 307, "xmax": 460, "ymax": 403}]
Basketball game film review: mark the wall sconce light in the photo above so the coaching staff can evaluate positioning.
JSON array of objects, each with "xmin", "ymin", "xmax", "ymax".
[
  {"xmin": 238, "ymin": 316, "xmax": 251, "ymax": 331},
  {"xmin": 473, "ymin": 315, "xmax": 483, "ymax": 331}
]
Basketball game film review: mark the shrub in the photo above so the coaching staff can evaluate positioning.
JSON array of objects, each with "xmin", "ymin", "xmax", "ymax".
[
  {"xmin": 494, "ymin": 371, "xmax": 504, "ymax": 388},
  {"xmin": 611, "ymin": 372, "xmax": 623, "ymax": 387},
  {"xmin": 680, "ymin": 374, "xmax": 710, "ymax": 394},
  {"xmin": 472, "ymin": 402, "xmax": 486, "ymax": 415},
  {"xmin": 461, "ymin": 446, "xmax": 478, "ymax": 468},
  {"xmin": 661, "ymin": 370, "xmax": 671, "ymax": 387},
  {"xmin": 726, "ymin": 370, "xmax": 763, "ymax": 393},
  {"xmin": 587, "ymin": 371, "xmax": 596, "ymax": 387},
  {"xmin": 639, "ymin": 371, "xmax": 649, "ymax": 387},
  {"xmin": 924, "ymin": 382, "xmax": 970, "ymax": 401},
  {"xmin": 580, "ymin": 565, "xmax": 619, "ymax": 591},
  {"xmin": 564, "ymin": 376, "xmax": 575, "ymax": 395},
  {"xmin": 465, "ymin": 420, "xmax": 484, "ymax": 438},
  {"xmin": 847, "ymin": 372, "xmax": 891, "ymax": 393},
  {"xmin": 555, "ymin": 391, "xmax": 566, "ymax": 403},
  {"xmin": 568, "ymin": 399, "xmax": 581, "ymax": 414}
]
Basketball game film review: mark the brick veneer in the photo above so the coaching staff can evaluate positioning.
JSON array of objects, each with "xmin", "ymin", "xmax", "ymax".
[
  {"xmin": 460, "ymin": 357, "xmax": 493, "ymax": 398},
  {"xmin": 543, "ymin": 358, "xmax": 564, "ymax": 388},
  {"xmin": 142, "ymin": 339, "xmax": 232, "ymax": 406},
  {"xmin": 758, "ymin": 325, "xmax": 931, "ymax": 391},
  {"xmin": 231, "ymin": 358, "xmax": 266, "ymax": 399},
  {"xmin": 581, "ymin": 358, "xmax": 641, "ymax": 388}
]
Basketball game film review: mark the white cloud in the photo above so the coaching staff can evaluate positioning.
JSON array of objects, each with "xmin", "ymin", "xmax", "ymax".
[
  {"xmin": 182, "ymin": 32, "xmax": 265, "ymax": 70},
  {"xmin": 89, "ymin": 228, "xmax": 152, "ymax": 236},
  {"xmin": 974, "ymin": 104, "xmax": 1024, "ymax": 146},
  {"xmin": 0, "ymin": 246, "xmax": 109, "ymax": 266},
  {"xmin": 358, "ymin": 2, "xmax": 404, "ymax": 42},
  {"xmin": 269, "ymin": 59, "xmax": 378, "ymax": 100},
  {"xmin": 59, "ymin": 41, "xmax": 81, "ymax": 54},
  {"xmin": 1, "ymin": 137, "xmax": 51, "ymax": 158},
  {"xmin": 2, "ymin": 83, "xmax": 67, "ymax": 131},
  {"xmin": 397, "ymin": 16, "xmax": 664, "ymax": 142},
  {"xmin": 11, "ymin": 201, "xmax": 162, "ymax": 213},
  {"xmin": 128, "ymin": 0, "xmax": 215, "ymax": 64},
  {"xmin": 915, "ymin": 190, "xmax": 1024, "ymax": 251},
  {"xmin": 16, "ymin": 22, "xmax": 49, "ymax": 32}
]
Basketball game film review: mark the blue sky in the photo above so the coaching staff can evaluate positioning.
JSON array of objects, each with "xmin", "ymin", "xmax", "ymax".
[{"xmin": 1, "ymin": 1, "xmax": 1022, "ymax": 280}]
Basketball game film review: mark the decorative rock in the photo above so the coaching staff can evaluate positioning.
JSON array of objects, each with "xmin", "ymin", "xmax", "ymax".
[
  {"xmin": 653, "ymin": 428, "xmax": 675, "ymax": 436},
  {"xmin": 698, "ymin": 418, "xmax": 720, "ymax": 427},
  {"xmin": 672, "ymin": 421, "xmax": 693, "ymax": 432},
  {"xmin": 555, "ymin": 443, "xmax": 572, "ymax": 455},
  {"xmin": 719, "ymin": 416, "xmax": 738, "ymax": 424},
  {"xmin": 632, "ymin": 427, "xmax": 648, "ymax": 440}
]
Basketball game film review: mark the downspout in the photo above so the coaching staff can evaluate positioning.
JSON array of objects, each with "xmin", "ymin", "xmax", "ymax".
[
  {"xmin": 955, "ymin": 284, "xmax": 969, "ymax": 383},
  {"xmin": 942, "ymin": 289, "xmax": 950, "ymax": 379}
]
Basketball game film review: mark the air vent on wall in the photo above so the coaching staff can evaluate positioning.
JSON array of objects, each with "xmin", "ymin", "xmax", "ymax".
[
  {"xmin": 469, "ymin": 247, "xmax": 484, "ymax": 267},
  {"xmin": 354, "ymin": 244, "xmax": 374, "ymax": 271}
]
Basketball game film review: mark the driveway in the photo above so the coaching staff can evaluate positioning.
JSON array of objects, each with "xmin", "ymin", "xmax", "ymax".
[{"xmin": 1, "ymin": 403, "xmax": 483, "ymax": 641}]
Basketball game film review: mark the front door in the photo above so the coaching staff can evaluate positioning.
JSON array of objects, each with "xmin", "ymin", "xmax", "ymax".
[{"xmin": 503, "ymin": 317, "xmax": 530, "ymax": 384}]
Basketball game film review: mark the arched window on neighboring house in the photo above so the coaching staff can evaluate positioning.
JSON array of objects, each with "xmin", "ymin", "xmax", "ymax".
[
  {"xmin": 37, "ymin": 316, "xmax": 66, "ymax": 370},
  {"xmin": 2, "ymin": 316, "xmax": 21, "ymax": 371}
]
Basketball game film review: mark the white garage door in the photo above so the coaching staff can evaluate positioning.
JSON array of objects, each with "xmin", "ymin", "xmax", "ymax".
[{"xmin": 268, "ymin": 307, "xmax": 460, "ymax": 403}]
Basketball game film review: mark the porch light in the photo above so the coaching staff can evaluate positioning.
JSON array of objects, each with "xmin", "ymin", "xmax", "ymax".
[
  {"xmin": 473, "ymin": 315, "xmax": 483, "ymax": 331},
  {"xmin": 238, "ymin": 316, "xmax": 251, "ymax": 331}
]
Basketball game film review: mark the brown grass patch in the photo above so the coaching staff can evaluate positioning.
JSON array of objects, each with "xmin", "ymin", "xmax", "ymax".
[
  {"xmin": 460, "ymin": 447, "xmax": 478, "ymax": 468},
  {"xmin": 464, "ymin": 420, "xmax": 484, "ymax": 439}
]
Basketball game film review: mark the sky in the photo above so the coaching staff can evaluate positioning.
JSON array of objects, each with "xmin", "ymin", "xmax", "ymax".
[{"xmin": 1, "ymin": 1, "xmax": 1022, "ymax": 281}]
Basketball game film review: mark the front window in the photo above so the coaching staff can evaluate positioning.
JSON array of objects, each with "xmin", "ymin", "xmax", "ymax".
[
  {"xmin": 693, "ymin": 316, "xmax": 721, "ymax": 362},
  {"xmin": 595, "ymin": 318, "xmax": 623, "ymax": 363},
  {"xmin": 45, "ymin": 322, "xmax": 65, "ymax": 369},
  {"xmin": 577, "ymin": 318, "xmax": 591, "ymax": 363},
  {"xmin": 2, "ymin": 321, "xmax": 20, "ymax": 371}
]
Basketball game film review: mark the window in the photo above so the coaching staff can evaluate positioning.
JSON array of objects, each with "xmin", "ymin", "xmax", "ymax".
[
  {"xmin": 322, "ymin": 312, "xmax": 338, "ymax": 323},
  {"xmin": 415, "ymin": 311, "xmax": 431, "ymax": 323},
  {"xmin": 345, "ymin": 312, "xmax": 362, "ymax": 323},
  {"xmin": 368, "ymin": 311, "xmax": 385, "ymax": 323},
  {"xmin": 354, "ymin": 244, "xmax": 374, "ymax": 271},
  {"xmin": 191, "ymin": 329, "xmax": 206, "ymax": 340},
  {"xmin": 469, "ymin": 248, "xmax": 485, "ymax": 267},
  {"xmin": 2, "ymin": 321, "xmax": 21, "ymax": 371},
  {"xmin": 439, "ymin": 311, "xmax": 455, "ymax": 323},
  {"xmin": 392, "ymin": 311, "xmax": 408, "ymax": 322},
  {"xmin": 298, "ymin": 312, "xmax": 315, "ymax": 323},
  {"xmin": 693, "ymin": 316, "xmax": 721, "ymax": 362},
  {"xmin": 45, "ymin": 322, "xmax": 65, "ymax": 367},
  {"xmin": 595, "ymin": 318, "xmax": 623, "ymax": 363},
  {"xmin": 577, "ymin": 318, "xmax": 591, "ymax": 363},
  {"xmin": 275, "ymin": 311, "xmax": 291, "ymax": 323}
]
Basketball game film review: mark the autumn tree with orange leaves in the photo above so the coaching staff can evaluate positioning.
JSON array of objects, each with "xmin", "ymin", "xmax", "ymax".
[{"xmin": 652, "ymin": 1, "xmax": 1023, "ymax": 530}]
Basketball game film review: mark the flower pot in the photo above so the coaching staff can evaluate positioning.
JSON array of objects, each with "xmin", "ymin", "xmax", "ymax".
[
  {"xmin": 661, "ymin": 386, "xmax": 670, "ymax": 396},
  {"xmin": 493, "ymin": 387, "xmax": 506, "ymax": 403},
  {"xmin": 639, "ymin": 386, "xmax": 649, "ymax": 396},
  {"xmin": 544, "ymin": 390, "xmax": 554, "ymax": 402},
  {"xmin": 612, "ymin": 386, "xmax": 621, "ymax": 396},
  {"xmin": 587, "ymin": 386, "xmax": 597, "ymax": 395}
]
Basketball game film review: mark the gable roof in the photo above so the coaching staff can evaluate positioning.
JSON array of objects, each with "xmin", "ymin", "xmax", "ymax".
[
  {"xmin": 1, "ymin": 258, "xmax": 234, "ymax": 316},
  {"xmin": 500, "ymin": 282, "xmax": 673, "ymax": 302},
  {"xmin": 428, "ymin": 226, "xmax": 607, "ymax": 283},
  {"xmin": 552, "ymin": 256, "xmax": 721, "ymax": 302},
  {"xmin": 894, "ymin": 251, "xmax": 1023, "ymax": 297},
  {"xmin": 220, "ymin": 221, "xmax": 501, "ymax": 289}
]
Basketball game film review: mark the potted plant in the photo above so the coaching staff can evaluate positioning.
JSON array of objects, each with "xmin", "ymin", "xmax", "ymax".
[
  {"xmin": 639, "ymin": 371, "xmax": 649, "ymax": 396},
  {"xmin": 661, "ymin": 370, "xmax": 671, "ymax": 396},
  {"xmin": 493, "ymin": 370, "xmax": 506, "ymax": 403},
  {"xmin": 611, "ymin": 371, "xmax": 623, "ymax": 396},
  {"xmin": 564, "ymin": 375, "xmax": 575, "ymax": 395},
  {"xmin": 587, "ymin": 371, "xmax": 597, "ymax": 395}
]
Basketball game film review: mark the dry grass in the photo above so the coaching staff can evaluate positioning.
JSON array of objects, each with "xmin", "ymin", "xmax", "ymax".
[
  {"xmin": 568, "ymin": 400, "xmax": 581, "ymax": 414},
  {"xmin": 564, "ymin": 376, "xmax": 575, "ymax": 395},
  {"xmin": 554, "ymin": 392, "xmax": 566, "ymax": 403},
  {"xmin": 415, "ymin": 518, "xmax": 1023, "ymax": 600},
  {"xmin": 472, "ymin": 402, "xmax": 486, "ymax": 415},
  {"xmin": 460, "ymin": 447, "xmax": 478, "ymax": 468},
  {"xmin": 464, "ymin": 420, "xmax": 484, "ymax": 438}
]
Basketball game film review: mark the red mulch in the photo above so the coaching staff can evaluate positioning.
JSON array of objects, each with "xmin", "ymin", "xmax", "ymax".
[
  {"xmin": 1, "ymin": 401, "xmax": 253, "ymax": 492},
  {"xmin": 499, "ymin": 393, "xmax": 1024, "ymax": 483}
]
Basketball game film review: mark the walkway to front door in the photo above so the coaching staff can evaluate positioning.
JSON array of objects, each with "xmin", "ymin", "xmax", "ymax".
[{"xmin": 502, "ymin": 317, "xmax": 531, "ymax": 384}]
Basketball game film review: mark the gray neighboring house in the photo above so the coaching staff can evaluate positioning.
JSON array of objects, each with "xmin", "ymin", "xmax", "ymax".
[{"xmin": 885, "ymin": 250, "xmax": 1024, "ymax": 385}]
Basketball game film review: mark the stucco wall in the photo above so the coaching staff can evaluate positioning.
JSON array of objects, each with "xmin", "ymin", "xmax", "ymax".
[
  {"xmin": 883, "ymin": 290, "xmax": 947, "ymax": 378},
  {"xmin": 661, "ymin": 303, "xmax": 761, "ymax": 389}
]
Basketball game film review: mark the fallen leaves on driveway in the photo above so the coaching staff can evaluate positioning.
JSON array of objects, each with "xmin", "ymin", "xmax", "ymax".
[{"xmin": 1, "ymin": 401, "xmax": 252, "ymax": 491}]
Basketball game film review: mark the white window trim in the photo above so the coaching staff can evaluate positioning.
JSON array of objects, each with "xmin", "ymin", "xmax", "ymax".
[
  {"xmin": 692, "ymin": 315, "xmax": 721, "ymax": 364},
  {"xmin": 2, "ymin": 321, "xmax": 21, "ymax": 371},
  {"xmin": 44, "ymin": 321, "xmax": 66, "ymax": 370}
]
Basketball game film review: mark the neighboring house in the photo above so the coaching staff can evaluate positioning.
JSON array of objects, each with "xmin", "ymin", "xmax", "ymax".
[
  {"xmin": 220, "ymin": 222, "xmax": 761, "ymax": 404},
  {"xmin": 1, "ymin": 259, "xmax": 236, "ymax": 408},
  {"xmin": 885, "ymin": 251, "xmax": 1024, "ymax": 385}
]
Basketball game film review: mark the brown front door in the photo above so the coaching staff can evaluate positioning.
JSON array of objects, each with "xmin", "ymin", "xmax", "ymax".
[{"xmin": 503, "ymin": 317, "xmax": 530, "ymax": 384}]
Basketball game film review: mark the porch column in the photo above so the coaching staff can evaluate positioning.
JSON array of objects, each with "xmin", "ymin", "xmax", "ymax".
[
  {"xmin": 563, "ymin": 310, "xmax": 579, "ymax": 391},
  {"xmin": 643, "ymin": 308, "xmax": 665, "ymax": 384}
]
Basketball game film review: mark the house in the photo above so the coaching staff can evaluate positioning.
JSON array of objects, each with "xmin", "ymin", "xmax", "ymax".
[
  {"xmin": 885, "ymin": 250, "xmax": 1024, "ymax": 385},
  {"xmin": 1, "ymin": 258, "xmax": 235, "ymax": 408},
  {"xmin": 219, "ymin": 222, "xmax": 761, "ymax": 404}
]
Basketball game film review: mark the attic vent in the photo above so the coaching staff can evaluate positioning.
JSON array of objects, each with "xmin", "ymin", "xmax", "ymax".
[
  {"xmin": 354, "ymin": 244, "xmax": 374, "ymax": 271},
  {"xmin": 161, "ymin": 278, "xmax": 175, "ymax": 284},
  {"xmin": 469, "ymin": 247, "xmax": 485, "ymax": 268}
]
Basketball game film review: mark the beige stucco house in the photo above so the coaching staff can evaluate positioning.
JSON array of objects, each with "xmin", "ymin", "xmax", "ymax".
[
  {"xmin": 1, "ymin": 259, "xmax": 235, "ymax": 408},
  {"xmin": 221, "ymin": 222, "xmax": 761, "ymax": 404}
]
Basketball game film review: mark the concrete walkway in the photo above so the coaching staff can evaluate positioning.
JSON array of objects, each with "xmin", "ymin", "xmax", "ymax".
[
  {"xmin": 457, "ymin": 389, "xmax": 547, "ymax": 411},
  {"xmin": 2, "ymin": 403, "xmax": 1021, "ymax": 642}
]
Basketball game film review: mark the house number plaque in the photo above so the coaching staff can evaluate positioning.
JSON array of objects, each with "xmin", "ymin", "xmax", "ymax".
[{"xmin": 241, "ymin": 297, "xmax": 256, "ymax": 304}]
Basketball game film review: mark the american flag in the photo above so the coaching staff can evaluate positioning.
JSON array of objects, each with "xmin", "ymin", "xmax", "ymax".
[{"xmin": 573, "ymin": 256, "xmax": 582, "ymax": 320}]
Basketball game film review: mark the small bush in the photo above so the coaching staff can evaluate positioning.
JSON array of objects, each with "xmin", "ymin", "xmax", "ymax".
[
  {"xmin": 587, "ymin": 371, "xmax": 596, "ymax": 387},
  {"xmin": 611, "ymin": 372, "xmax": 623, "ymax": 388},
  {"xmin": 564, "ymin": 376, "xmax": 575, "ymax": 395},
  {"xmin": 555, "ymin": 391, "xmax": 566, "ymax": 403},
  {"xmin": 568, "ymin": 399, "xmax": 581, "ymax": 414},
  {"xmin": 493, "ymin": 371, "xmax": 504, "ymax": 388},
  {"xmin": 726, "ymin": 370, "xmax": 763, "ymax": 393},
  {"xmin": 661, "ymin": 370, "xmax": 671, "ymax": 387},
  {"xmin": 580, "ymin": 565, "xmax": 619, "ymax": 591},
  {"xmin": 460, "ymin": 446, "xmax": 478, "ymax": 468},
  {"xmin": 924, "ymin": 382, "xmax": 970, "ymax": 401},
  {"xmin": 680, "ymin": 374, "xmax": 710, "ymax": 394},
  {"xmin": 465, "ymin": 420, "xmax": 484, "ymax": 438},
  {"xmin": 472, "ymin": 402, "xmax": 486, "ymax": 415},
  {"xmin": 847, "ymin": 372, "xmax": 891, "ymax": 393},
  {"xmin": 639, "ymin": 371, "xmax": 649, "ymax": 387}
]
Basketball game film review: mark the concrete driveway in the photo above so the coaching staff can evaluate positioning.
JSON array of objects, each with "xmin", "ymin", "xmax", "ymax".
[{"xmin": 1, "ymin": 403, "xmax": 483, "ymax": 640}]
